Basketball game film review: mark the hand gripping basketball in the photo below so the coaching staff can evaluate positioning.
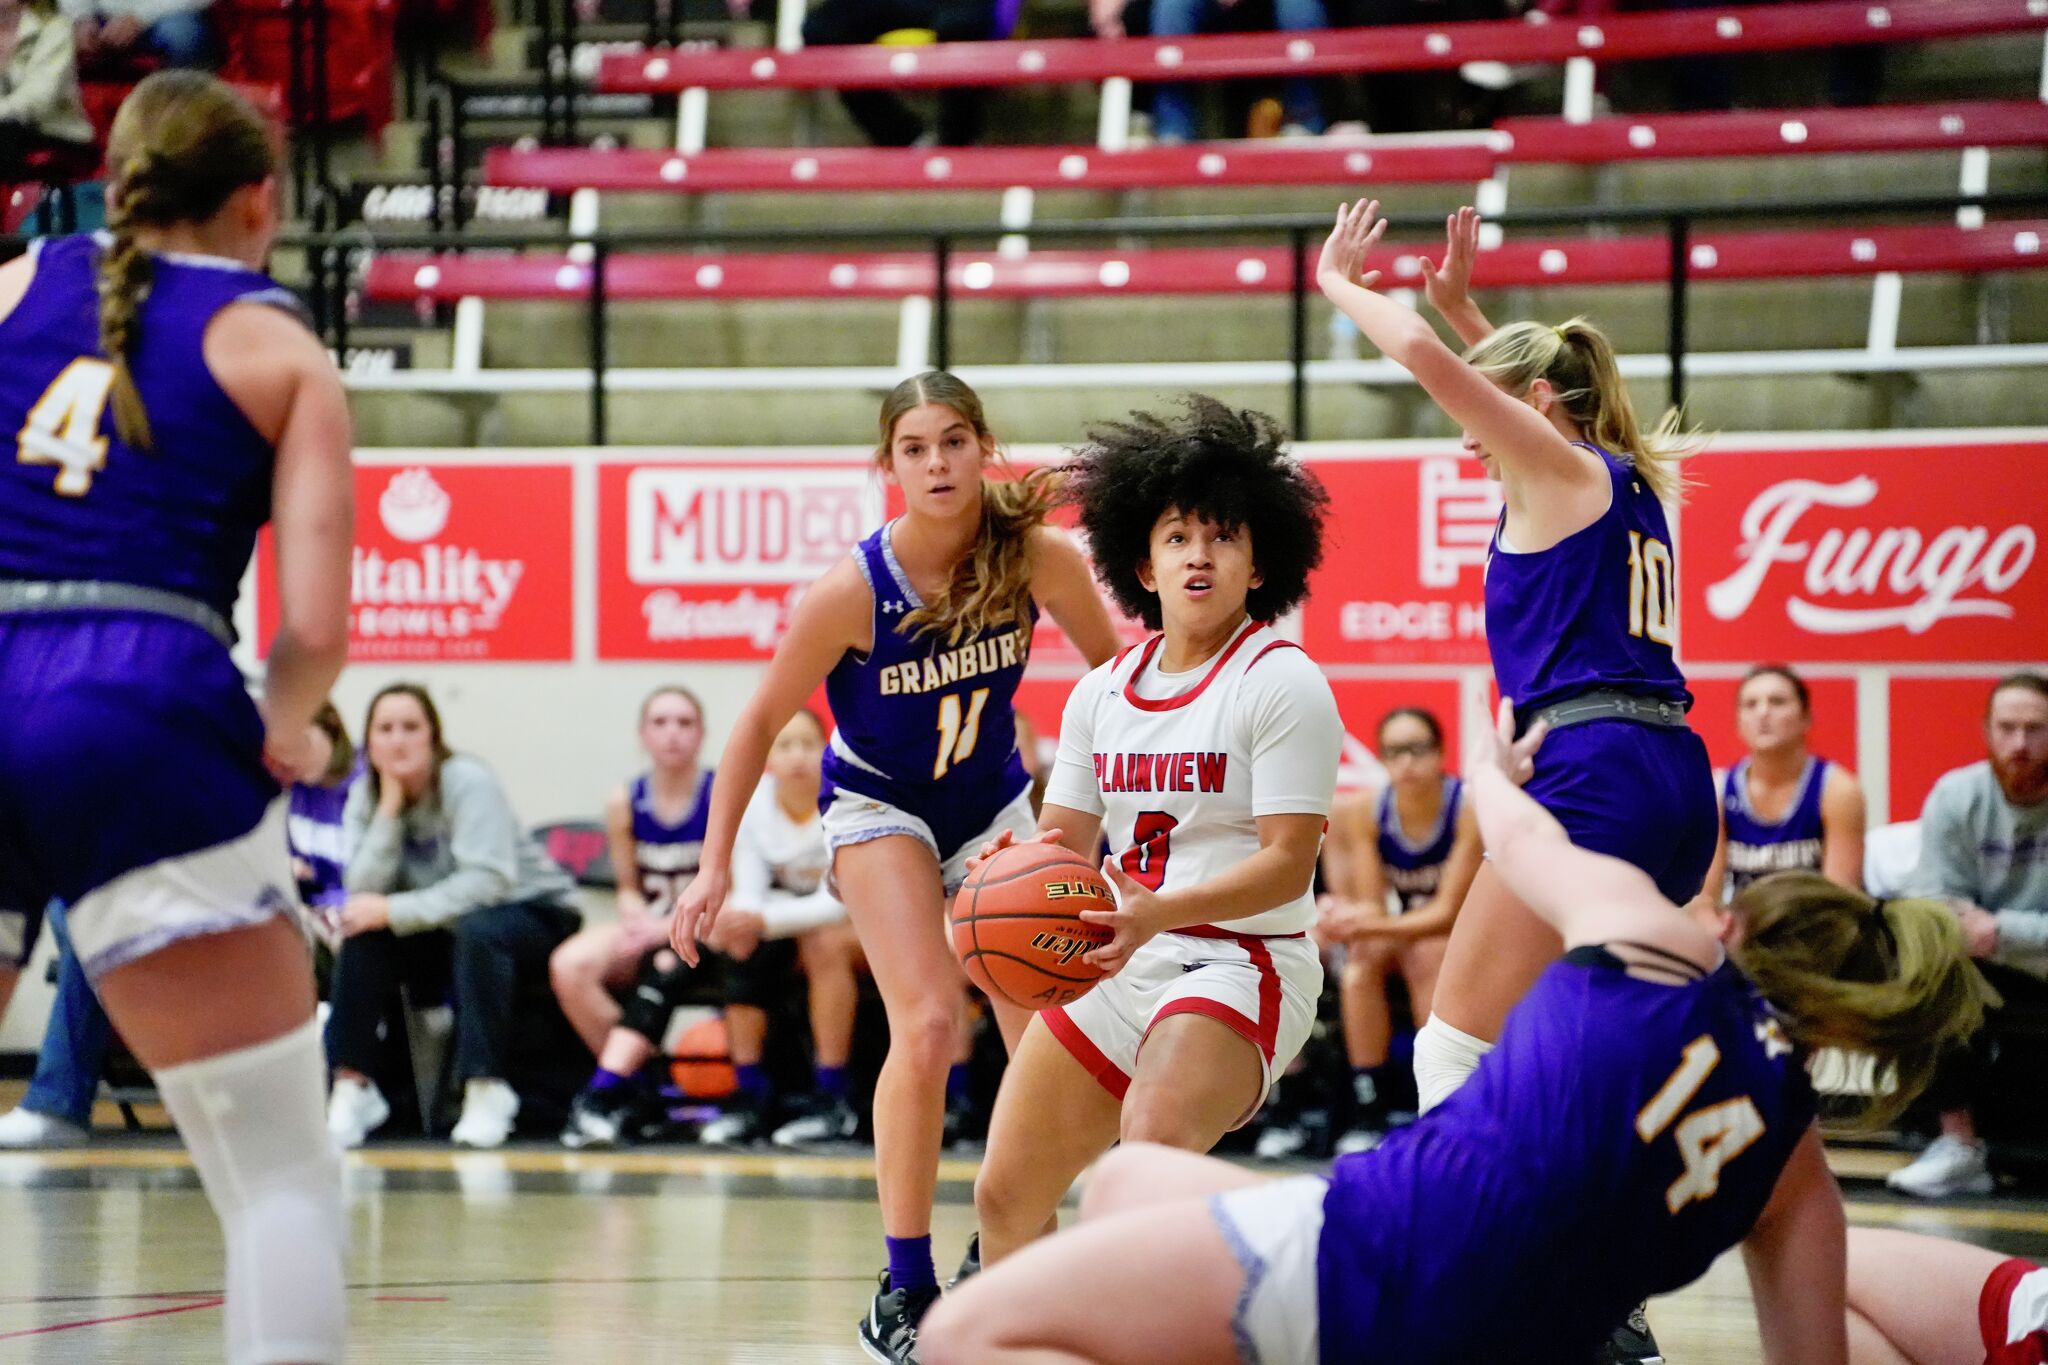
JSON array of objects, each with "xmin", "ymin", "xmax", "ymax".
[{"xmin": 952, "ymin": 840, "xmax": 1117, "ymax": 1010}]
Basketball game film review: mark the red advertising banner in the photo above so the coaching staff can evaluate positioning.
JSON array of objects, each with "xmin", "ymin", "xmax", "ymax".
[
  {"xmin": 1683, "ymin": 441, "xmax": 2048, "ymax": 664},
  {"xmin": 1328, "ymin": 679, "xmax": 1463, "ymax": 793},
  {"xmin": 1298, "ymin": 456, "xmax": 1500, "ymax": 666},
  {"xmin": 255, "ymin": 463, "xmax": 573, "ymax": 662},
  {"xmin": 599, "ymin": 460, "xmax": 875, "ymax": 660},
  {"xmin": 1889, "ymin": 676, "xmax": 2004, "ymax": 822}
]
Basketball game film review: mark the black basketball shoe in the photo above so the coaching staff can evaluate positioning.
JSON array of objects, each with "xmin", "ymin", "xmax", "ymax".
[
  {"xmin": 858, "ymin": 1270, "xmax": 941, "ymax": 1364},
  {"xmin": 947, "ymin": 1233, "xmax": 981, "ymax": 1291},
  {"xmin": 1596, "ymin": 1303, "xmax": 1666, "ymax": 1364}
]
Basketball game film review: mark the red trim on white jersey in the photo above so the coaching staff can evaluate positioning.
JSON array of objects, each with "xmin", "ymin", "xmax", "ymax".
[
  {"xmin": 1177, "ymin": 923, "xmax": 1306, "ymax": 942},
  {"xmin": 1982, "ymin": 1258, "xmax": 2048, "ymax": 1365},
  {"xmin": 1044, "ymin": 1005, "xmax": 1132, "ymax": 1099},
  {"xmin": 1145, "ymin": 937, "xmax": 1282, "ymax": 1063},
  {"xmin": 1245, "ymin": 639, "xmax": 1304, "ymax": 673},
  {"xmin": 1120, "ymin": 619, "xmax": 1264, "ymax": 713}
]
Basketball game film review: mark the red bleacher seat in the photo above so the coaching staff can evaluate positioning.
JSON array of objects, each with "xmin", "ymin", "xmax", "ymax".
[
  {"xmin": 1501, "ymin": 100, "xmax": 2048, "ymax": 163},
  {"xmin": 362, "ymin": 220, "xmax": 2048, "ymax": 305},
  {"xmin": 483, "ymin": 138, "xmax": 1499, "ymax": 195},
  {"xmin": 219, "ymin": 0, "xmax": 397, "ymax": 139},
  {"xmin": 598, "ymin": 0, "xmax": 2045, "ymax": 94}
]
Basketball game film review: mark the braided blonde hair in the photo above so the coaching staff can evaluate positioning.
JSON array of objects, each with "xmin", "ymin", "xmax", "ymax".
[{"xmin": 99, "ymin": 72, "xmax": 275, "ymax": 450}]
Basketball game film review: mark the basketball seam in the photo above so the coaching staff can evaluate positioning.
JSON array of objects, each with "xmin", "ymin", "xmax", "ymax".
[{"xmin": 957, "ymin": 948, "xmax": 1105, "ymax": 984}]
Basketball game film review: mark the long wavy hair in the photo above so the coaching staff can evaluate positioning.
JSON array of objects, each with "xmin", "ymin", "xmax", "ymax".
[{"xmin": 878, "ymin": 371, "xmax": 1056, "ymax": 645}]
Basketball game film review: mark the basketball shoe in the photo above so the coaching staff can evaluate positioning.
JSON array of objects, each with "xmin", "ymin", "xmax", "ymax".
[
  {"xmin": 1596, "ymin": 1304, "xmax": 1665, "ymax": 1365},
  {"xmin": 859, "ymin": 1270, "xmax": 940, "ymax": 1364},
  {"xmin": 771, "ymin": 1093, "xmax": 859, "ymax": 1147},
  {"xmin": 699, "ymin": 1097, "xmax": 775, "ymax": 1147},
  {"xmin": 947, "ymin": 1234, "xmax": 980, "ymax": 1291},
  {"xmin": 560, "ymin": 1086, "xmax": 635, "ymax": 1150}
]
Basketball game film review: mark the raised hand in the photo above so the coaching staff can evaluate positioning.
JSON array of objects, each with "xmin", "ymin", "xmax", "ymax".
[
  {"xmin": 1315, "ymin": 198, "xmax": 1386, "ymax": 296},
  {"xmin": 1419, "ymin": 206, "xmax": 1481, "ymax": 316}
]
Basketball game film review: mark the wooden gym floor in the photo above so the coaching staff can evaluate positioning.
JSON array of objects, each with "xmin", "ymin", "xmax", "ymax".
[{"xmin": 3, "ymin": 1094, "xmax": 2045, "ymax": 1363}]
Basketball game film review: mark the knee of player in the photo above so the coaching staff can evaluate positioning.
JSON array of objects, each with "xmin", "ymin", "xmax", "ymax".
[
  {"xmin": 547, "ymin": 941, "xmax": 584, "ymax": 993},
  {"xmin": 1117, "ymin": 1098, "xmax": 1211, "ymax": 1155},
  {"xmin": 886, "ymin": 1002, "xmax": 958, "ymax": 1070},
  {"xmin": 917, "ymin": 1294, "xmax": 985, "ymax": 1364},
  {"xmin": 1343, "ymin": 942, "xmax": 1393, "ymax": 977},
  {"xmin": 1078, "ymin": 1142, "xmax": 1168, "ymax": 1222}
]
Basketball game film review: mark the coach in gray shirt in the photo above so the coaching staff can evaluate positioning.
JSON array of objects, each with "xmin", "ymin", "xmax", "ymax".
[{"xmin": 1888, "ymin": 672, "xmax": 2048, "ymax": 1200}]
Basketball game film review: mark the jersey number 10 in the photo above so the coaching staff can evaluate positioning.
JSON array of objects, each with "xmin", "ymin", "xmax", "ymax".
[{"xmin": 1625, "ymin": 531, "xmax": 1677, "ymax": 647}]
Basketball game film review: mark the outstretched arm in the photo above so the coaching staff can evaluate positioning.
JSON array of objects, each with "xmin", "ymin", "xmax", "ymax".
[
  {"xmin": 1316, "ymin": 200, "xmax": 1604, "ymax": 502},
  {"xmin": 1469, "ymin": 700, "xmax": 1718, "ymax": 969}
]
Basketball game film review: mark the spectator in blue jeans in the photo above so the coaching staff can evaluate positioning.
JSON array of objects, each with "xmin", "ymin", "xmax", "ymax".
[
  {"xmin": 1095, "ymin": 0, "xmax": 1328, "ymax": 141},
  {"xmin": 60, "ymin": 0, "xmax": 215, "ymax": 71},
  {"xmin": 0, "ymin": 703, "xmax": 359, "ymax": 1149}
]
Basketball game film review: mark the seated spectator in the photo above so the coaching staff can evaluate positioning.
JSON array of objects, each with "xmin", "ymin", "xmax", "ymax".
[
  {"xmin": 1888, "ymin": 671, "xmax": 2048, "ymax": 1200},
  {"xmin": 1695, "ymin": 664, "xmax": 1866, "ymax": 925},
  {"xmin": 1307, "ymin": 706, "xmax": 1480, "ymax": 1154},
  {"xmin": 60, "ymin": 0, "xmax": 215, "ymax": 72},
  {"xmin": 550, "ymin": 685, "xmax": 712, "ymax": 1059},
  {"xmin": 1097, "ymin": 0, "xmax": 1327, "ymax": 142},
  {"xmin": 560, "ymin": 710, "xmax": 860, "ymax": 1149},
  {"xmin": 0, "ymin": 0, "xmax": 94, "ymax": 179},
  {"xmin": 325, "ymin": 683, "xmax": 582, "ymax": 1151},
  {"xmin": 803, "ymin": 0, "xmax": 1007, "ymax": 148},
  {"xmin": 0, "ymin": 702, "xmax": 359, "ymax": 1149}
]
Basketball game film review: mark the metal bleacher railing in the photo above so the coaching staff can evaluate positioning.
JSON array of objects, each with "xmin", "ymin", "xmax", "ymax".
[{"xmin": 203, "ymin": 186, "xmax": 2048, "ymax": 444}]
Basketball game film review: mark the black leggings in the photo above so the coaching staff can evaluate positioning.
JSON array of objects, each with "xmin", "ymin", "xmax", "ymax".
[
  {"xmin": 619, "ymin": 939, "xmax": 800, "ymax": 1044},
  {"xmin": 326, "ymin": 899, "xmax": 581, "ymax": 1085}
]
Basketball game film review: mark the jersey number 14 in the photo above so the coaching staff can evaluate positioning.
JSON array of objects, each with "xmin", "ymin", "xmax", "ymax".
[
  {"xmin": 17, "ymin": 359, "xmax": 115, "ymax": 497},
  {"xmin": 1636, "ymin": 1034, "xmax": 1766, "ymax": 1215}
]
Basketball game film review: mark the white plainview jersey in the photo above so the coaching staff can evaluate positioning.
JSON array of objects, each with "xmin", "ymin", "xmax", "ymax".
[{"xmin": 1043, "ymin": 618, "xmax": 1342, "ymax": 936}]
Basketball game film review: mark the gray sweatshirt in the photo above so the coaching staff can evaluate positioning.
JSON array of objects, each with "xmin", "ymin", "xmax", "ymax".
[
  {"xmin": 1912, "ymin": 760, "xmax": 2048, "ymax": 973},
  {"xmin": 344, "ymin": 753, "xmax": 576, "ymax": 936}
]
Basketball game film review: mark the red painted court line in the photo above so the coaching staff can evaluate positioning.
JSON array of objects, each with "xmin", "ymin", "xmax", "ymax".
[{"xmin": 0, "ymin": 1296, "xmax": 224, "ymax": 1339}]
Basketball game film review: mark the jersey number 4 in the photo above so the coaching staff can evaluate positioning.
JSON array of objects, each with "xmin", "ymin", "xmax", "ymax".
[
  {"xmin": 17, "ymin": 359, "xmax": 115, "ymax": 497},
  {"xmin": 1635, "ymin": 1034, "xmax": 1767, "ymax": 1214}
]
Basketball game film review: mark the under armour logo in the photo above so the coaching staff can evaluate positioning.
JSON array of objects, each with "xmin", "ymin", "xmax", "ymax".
[{"xmin": 882, "ymin": 600, "xmax": 907, "ymax": 614}]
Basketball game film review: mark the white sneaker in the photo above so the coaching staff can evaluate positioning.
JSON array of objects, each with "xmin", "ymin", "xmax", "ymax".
[
  {"xmin": 1255, "ymin": 1123, "xmax": 1309, "ymax": 1160},
  {"xmin": 326, "ymin": 1076, "xmax": 390, "ymax": 1150},
  {"xmin": 0, "ymin": 1107, "xmax": 90, "ymax": 1149},
  {"xmin": 1886, "ymin": 1135, "xmax": 1994, "ymax": 1199},
  {"xmin": 450, "ymin": 1079, "xmax": 520, "ymax": 1149}
]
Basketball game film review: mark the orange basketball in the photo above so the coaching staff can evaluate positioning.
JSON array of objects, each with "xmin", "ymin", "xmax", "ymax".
[
  {"xmin": 952, "ymin": 841, "xmax": 1117, "ymax": 1010},
  {"xmin": 669, "ymin": 1015, "xmax": 737, "ymax": 1099}
]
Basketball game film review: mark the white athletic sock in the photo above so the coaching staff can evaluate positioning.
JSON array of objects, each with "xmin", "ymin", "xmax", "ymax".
[
  {"xmin": 154, "ymin": 1018, "xmax": 346, "ymax": 1365},
  {"xmin": 1413, "ymin": 1013, "xmax": 1495, "ymax": 1115}
]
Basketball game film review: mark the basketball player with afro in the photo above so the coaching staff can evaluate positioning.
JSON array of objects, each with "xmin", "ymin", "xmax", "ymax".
[{"xmin": 965, "ymin": 395, "xmax": 1343, "ymax": 1273}]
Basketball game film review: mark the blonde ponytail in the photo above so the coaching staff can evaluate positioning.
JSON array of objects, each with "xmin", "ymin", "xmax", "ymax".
[
  {"xmin": 1732, "ymin": 872, "xmax": 1998, "ymax": 1130},
  {"xmin": 97, "ymin": 71, "xmax": 277, "ymax": 452},
  {"xmin": 1465, "ymin": 316, "xmax": 1705, "ymax": 505}
]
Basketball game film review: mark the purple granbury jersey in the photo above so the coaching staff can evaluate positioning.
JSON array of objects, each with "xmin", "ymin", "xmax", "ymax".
[
  {"xmin": 1377, "ymin": 776, "xmax": 1462, "ymax": 912},
  {"xmin": 1484, "ymin": 443, "xmax": 1693, "ymax": 718},
  {"xmin": 631, "ymin": 769, "xmax": 714, "ymax": 915},
  {"xmin": 821, "ymin": 519, "xmax": 1034, "ymax": 858},
  {"xmin": 1721, "ymin": 757, "xmax": 1831, "ymax": 896},
  {"xmin": 1315, "ymin": 948, "xmax": 1815, "ymax": 1365},
  {"xmin": 0, "ymin": 234, "xmax": 305, "ymax": 624}
]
